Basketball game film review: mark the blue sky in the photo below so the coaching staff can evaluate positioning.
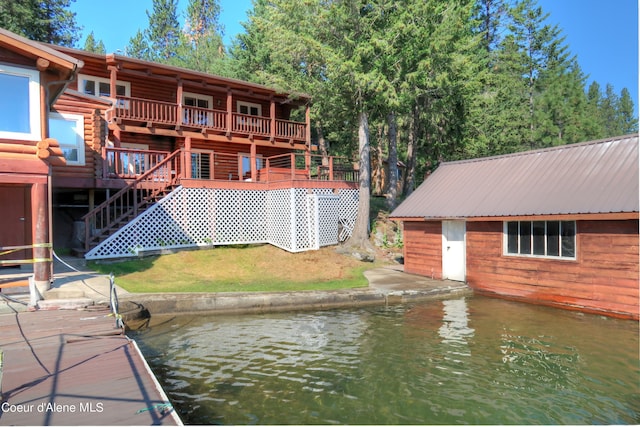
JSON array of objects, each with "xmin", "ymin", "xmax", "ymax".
[{"xmin": 70, "ymin": 0, "xmax": 638, "ymax": 111}]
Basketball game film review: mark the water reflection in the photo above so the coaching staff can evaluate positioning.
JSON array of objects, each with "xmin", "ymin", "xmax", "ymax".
[{"xmin": 132, "ymin": 295, "xmax": 640, "ymax": 425}]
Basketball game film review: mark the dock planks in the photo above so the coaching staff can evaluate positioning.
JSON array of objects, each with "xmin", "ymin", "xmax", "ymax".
[{"xmin": 0, "ymin": 306, "xmax": 181, "ymax": 425}]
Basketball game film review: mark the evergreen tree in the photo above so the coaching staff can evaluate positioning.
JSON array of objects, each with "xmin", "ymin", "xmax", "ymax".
[
  {"xmin": 171, "ymin": 0, "xmax": 227, "ymax": 75},
  {"xmin": 83, "ymin": 31, "xmax": 106, "ymax": 54},
  {"xmin": 601, "ymin": 83, "xmax": 620, "ymax": 137},
  {"xmin": 147, "ymin": 0, "xmax": 180, "ymax": 61},
  {"xmin": 0, "ymin": 0, "xmax": 81, "ymax": 46},
  {"xmin": 586, "ymin": 81, "xmax": 605, "ymax": 137},
  {"xmin": 127, "ymin": 0, "xmax": 180, "ymax": 62},
  {"xmin": 127, "ymin": 29, "xmax": 152, "ymax": 60},
  {"xmin": 617, "ymin": 88, "xmax": 638, "ymax": 135}
]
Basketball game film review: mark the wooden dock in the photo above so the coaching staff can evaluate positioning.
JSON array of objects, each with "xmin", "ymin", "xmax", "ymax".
[{"xmin": 0, "ymin": 305, "xmax": 181, "ymax": 425}]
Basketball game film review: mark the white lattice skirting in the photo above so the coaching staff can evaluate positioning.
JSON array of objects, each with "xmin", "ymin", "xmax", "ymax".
[{"xmin": 85, "ymin": 186, "xmax": 359, "ymax": 260}]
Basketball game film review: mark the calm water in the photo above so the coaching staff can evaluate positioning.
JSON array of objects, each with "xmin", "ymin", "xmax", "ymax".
[{"xmin": 130, "ymin": 296, "xmax": 640, "ymax": 425}]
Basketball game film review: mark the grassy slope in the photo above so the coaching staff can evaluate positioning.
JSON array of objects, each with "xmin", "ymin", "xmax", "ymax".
[{"xmin": 90, "ymin": 245, "xmax": 386, "ymax": 293}]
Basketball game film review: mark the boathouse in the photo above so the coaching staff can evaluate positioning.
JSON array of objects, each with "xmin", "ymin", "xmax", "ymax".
[
  {"xmin": 35, "ymin": 44, "xmax": 359, "ymax": 259},
  {"xmin": 0, "ymin": 29, "xmax": 82, "ymax": 289},
  {"xmin": 390, "ymin": 135, "xmax": 639, "ymax": 320}
]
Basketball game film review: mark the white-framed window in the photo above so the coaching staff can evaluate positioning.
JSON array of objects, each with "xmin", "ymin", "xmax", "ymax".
[
  {"xmin": 0, "ymin": 64, "xmax": 41, "ymax": 141},
  {"xmin": 504, "ymin": 220, "xmax": 576, "ymax": 259},
  {"xmin": 183, "ymin": 92, "xmax": 212, "ymax": 109},
  {"xmin": 237, "ymin": 101, "xmax": 262, "ymax": 116},
  {"xmin": 77, "ymin": 73, "xmax": 130, "ymax": 98},
  {"xmin": 49, "ymin": 112, "xmax": 85, "ymax": 165},
  {"xmin": 183, "ymin": 92, "xmax": 213, "ymax": 126}
]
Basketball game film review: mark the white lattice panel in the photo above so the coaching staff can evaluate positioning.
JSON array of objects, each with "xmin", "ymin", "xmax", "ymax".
[
  {"xmin": 338, "ymin": 189, "xmax": 359, "ymax": 242},
  {"xmin": 316, "ymin": 195, "xmax": 340, "ymax": 247},
  {"xmin": 265, "ymin": 189, "xmax": 294, "ymax": 251},
  {"xmin": 86, "ymin": 186, "xmax": 359, "ymax": 260},
  {"xmin": 293, "ymin": 189, "xmax": 311, "ymax": 251}
]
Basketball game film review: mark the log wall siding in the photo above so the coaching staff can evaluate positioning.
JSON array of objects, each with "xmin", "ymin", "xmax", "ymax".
[
  {"xmin": 402, "ymin": 221, "xmax": 443, "ymax": 279},
  {"xmin": 69, "ymin": 59, "xmax": 292, "ymax": 119},
  {"xmin": 51, "ymin": 93, "xmax": 109, "ymax": 184},
  {"xmin": 466, "ymin": 220, "xmax": 639, "ymax": 319}
]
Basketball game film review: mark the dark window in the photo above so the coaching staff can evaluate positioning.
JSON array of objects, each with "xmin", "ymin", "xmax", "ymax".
[
  {"xmin": 546, "ymin": 221, "xmax": 560, "ymax": 256},
  {"xmin": 532, "ymin": 221, "xmax": 546, "ymax": 255},
  {"xmin": 507, "ymin": 222, "xmax": 518, "ymax": 253},
  {"xmin": 506, "ymin": 220, "xmax": 575, "ymax": 259},
  {"xmin": 561, "ymin": 221, "xmax": 576, "ymax": 258},
  {"xmin": 519, "ymin": 221, "xmax": 532, "ymax": 254}
]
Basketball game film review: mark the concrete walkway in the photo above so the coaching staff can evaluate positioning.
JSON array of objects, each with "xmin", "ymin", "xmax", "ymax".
[{"xmin": 1, "ymin": 257, "xmax": 471, "ymax": 318}]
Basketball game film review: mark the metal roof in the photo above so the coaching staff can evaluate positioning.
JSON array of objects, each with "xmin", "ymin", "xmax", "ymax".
[{"xmin": 390, "ymin": 134, "xmax": 639, "ymax": 219}]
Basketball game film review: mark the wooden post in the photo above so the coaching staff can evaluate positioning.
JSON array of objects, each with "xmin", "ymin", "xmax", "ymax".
[
  {"xmin": 184, "ymin": 136, "xmax": 192, "ymax": 179},
  {"xmin": 226, "ymin": 89, "xmax": 232, "ymax": 137},
  {"xmin": 31, "ymin": 182, "xmax": 51, "ymax": 291},
  {"xmin": 177, "ymin": 79, "xmax": 183, "ymax": 129},
  {"xmin": 250, "ymin": 142, "xmax": 257, "ymax": 181},
  {"xmin": 108, "ymin": 65, "xmax": 118, "ymax": 101},
  {"xmin": 270, "ymin": 98, "xmax": 276, "ymax": 141},
  {"xmin": 305, "ymin": 103, "xmax": 311, "ymax": 148}
]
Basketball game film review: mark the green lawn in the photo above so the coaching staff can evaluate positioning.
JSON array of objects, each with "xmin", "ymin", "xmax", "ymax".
[{"xmin": 89, "ymin": 245, "xmax": 382, "ymax": 293}]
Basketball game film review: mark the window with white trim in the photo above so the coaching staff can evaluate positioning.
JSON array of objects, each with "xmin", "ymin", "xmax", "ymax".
[
  {"xmin": 237, "ymin": 101, "xmax": 262, "ymax": 116},
  {"xmin": 0, "ymin": 64, "xmax": 41, "ymax": 141},
  {"xmin": 504, "ymin": 220, "xmax": 576, "ymax": 259},
  {"xmin": 77, "ymin": 74, "xmax": 130, "ymax": 98},
  {"xmin": 49, "ymin": 112, "xmax": 85, "ymax": 165},
  {"xmin": 183, "ymin": 92, "xmax": 213, "ymax": 126}
]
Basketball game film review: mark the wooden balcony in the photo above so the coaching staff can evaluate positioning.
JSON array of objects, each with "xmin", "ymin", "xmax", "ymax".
[
  {"xmin": 107, "ymin": 96, "xmax": 307, "ymax": 144},
  {"xmin": 101, "ymin": 147, "xmax": 358, "ymax": 185}
]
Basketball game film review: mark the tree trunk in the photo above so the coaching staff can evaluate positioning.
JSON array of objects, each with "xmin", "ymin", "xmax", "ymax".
[
  {"xmin": 316, "ymin": 119, "xmax": 329, "ymax": 165},
  {"xmin": 373, "ymin": 124, "xmax": 384, "ymax": 196},
  {"xmin": 386, "ymin": 111, "xmax": 398, "ymax": 210},
  {"xmin": 403, "ymin": 105, "xmax": 418, "ymax": 197},
  {"xmin": 348, "ymin": 111, "xmax": 371, "ymax": 249}
]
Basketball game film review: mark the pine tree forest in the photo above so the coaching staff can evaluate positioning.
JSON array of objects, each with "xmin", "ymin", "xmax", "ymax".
[{"xmin": 1, "ymin": 0, "xmax": 637, "ymax": 205}]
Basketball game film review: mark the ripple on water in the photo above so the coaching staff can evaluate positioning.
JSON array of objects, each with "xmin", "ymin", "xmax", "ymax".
[{"xmin": 132, "ymin": 297, "xmax": 640, "ymax": 425}]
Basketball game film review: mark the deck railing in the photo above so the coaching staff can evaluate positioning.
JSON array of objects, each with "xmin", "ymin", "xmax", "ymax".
[
  {"xmin": 182, "ymin": 105, "xmax": 227, "ymax": 131},
  {"xmin": 109, "ymin": 96, "xmax": 307, "ymax": 143},
  {"xmin": 264, "ymin": 153, "xmax": 359, "ymax": 182},
  {"xmin": 103, "ymin": 147, "xmax": 170, "ymax": 179},
  {"xmin": 103, "ymin": 147, "xmax": 358, "ymax": 184},
  {"xmin": 85, "ymin": 149, "xmax": 183, "ymax": 251},
  {"xmin": 90, "ymin": 147, "xmax": 357, "ymax": 250}
]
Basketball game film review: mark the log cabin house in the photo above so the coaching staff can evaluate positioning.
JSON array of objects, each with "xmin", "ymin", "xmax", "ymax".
[
  {"xmin": 41, "ymin": 45, "xmax": 360, "ymax": 259},
  {"xmin": 0, "ymin": 30, "xmax": 359, "ymax": 265},
  {"xmin": 390, "ymin": 135, "xmax": 639, "ymax": 320},
  {"xmin": 0, "ymin": 28, "xmax": 82, "ymax": 291}
]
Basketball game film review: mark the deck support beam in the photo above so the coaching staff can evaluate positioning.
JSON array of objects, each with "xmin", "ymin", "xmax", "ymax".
[
  {"xmin": 31, "ymin": 181, "xmax": 51, "ymax": 291},
  {"xmin": 185, "ymin": 136, "xmax": 192, "ymax": 179}
]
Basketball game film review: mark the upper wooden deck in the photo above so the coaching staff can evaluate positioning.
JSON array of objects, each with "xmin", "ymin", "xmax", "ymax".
[{"xmin": 108, "ymin": 95, "xmax": 307, "ymax": 146}]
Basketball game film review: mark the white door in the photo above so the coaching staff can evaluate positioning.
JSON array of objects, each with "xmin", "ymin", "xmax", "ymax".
[{"xmin": 442, "ymin": 220, "xmax": 466, "ymax": 281}]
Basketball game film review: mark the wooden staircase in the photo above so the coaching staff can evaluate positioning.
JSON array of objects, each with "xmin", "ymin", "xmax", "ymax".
[{"xmin": 82, "ymin": 149, "xmax": 183, "ymax": 252}]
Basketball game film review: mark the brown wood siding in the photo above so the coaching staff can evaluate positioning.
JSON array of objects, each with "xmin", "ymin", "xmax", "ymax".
[
  {"xmin": 402, "ymin": 221, "xmax": 443, "ymax": 278},
  {"xmin": 0, "ymin": 46, "xmax": 38, "ymax": 68},
  {"xmin": 65, "ymin": 60, "xmax": 108, "ymax": 90},
  {"xmin": 466, "ymin": 220, "xmax": 639, "ymax": 319},
  {"xmin": 114, "ymin": 132, "xmax": 175, "ymax": 152},
  {"xmin": 131, "ymin": 75, "xmax": 175, "ymax": 103},
  {"xmin": 51, "ymin": 93, "xmax": 109, "ymax": 186}
]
